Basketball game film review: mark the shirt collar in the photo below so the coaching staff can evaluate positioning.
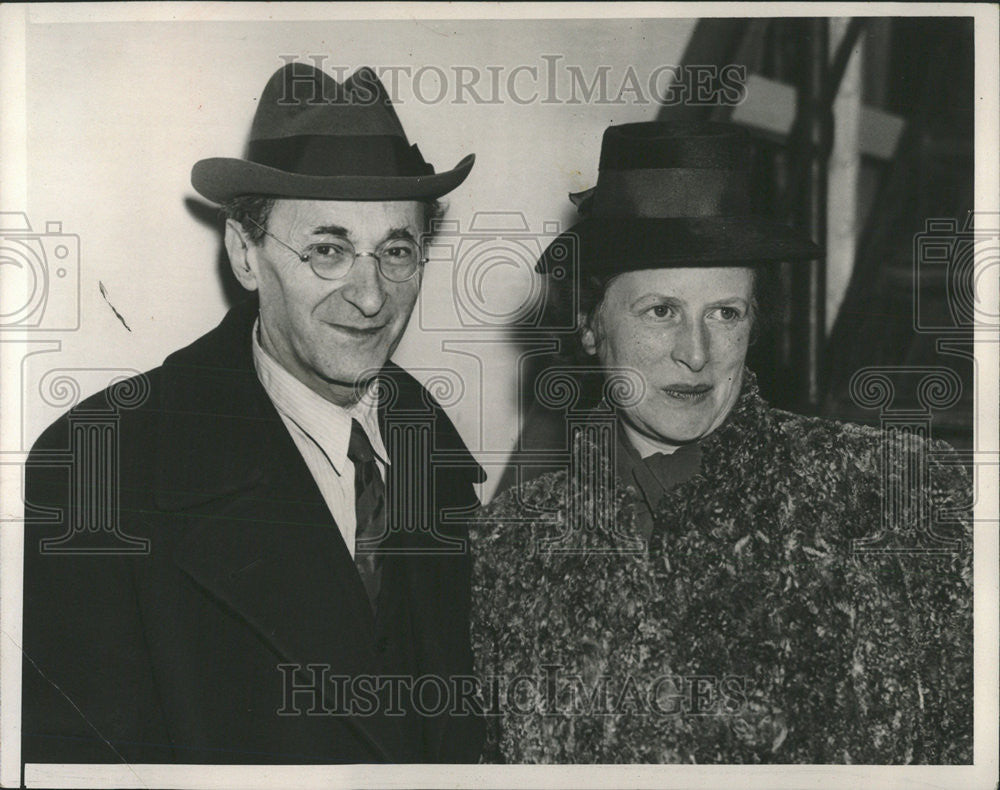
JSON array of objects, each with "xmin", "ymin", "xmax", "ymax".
[
  {"xmin": 251, "ymin": 318, "xmax": 389, "ymax": 474},
  {"xmin": 621, "ymin": 422, "xmax": 681, "ymax": 458}
]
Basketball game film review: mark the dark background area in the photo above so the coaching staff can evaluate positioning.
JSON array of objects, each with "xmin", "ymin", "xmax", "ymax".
[{"xmin": 744, "ymin": 17, "xmax": 974, "ymax": 448}]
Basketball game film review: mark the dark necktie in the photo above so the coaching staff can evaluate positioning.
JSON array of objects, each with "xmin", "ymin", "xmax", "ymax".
[{"xmin": 347, "ymin": 419, "xmax": 385, "ymax": 613}]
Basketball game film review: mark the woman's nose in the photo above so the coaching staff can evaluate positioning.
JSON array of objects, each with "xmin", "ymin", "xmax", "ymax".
[
  {"xmin": 339, "ymin": 254, "xmax": 387, "ymax": 317},
  {"xmin": 670, "ymin": 318, "xmax": 709, "ymax": 371}
]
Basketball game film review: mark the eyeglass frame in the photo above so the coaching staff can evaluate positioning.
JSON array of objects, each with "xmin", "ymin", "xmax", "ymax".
[{"xmin": 243, "ymin": 216, "xmax": 427, "ymax": 283}]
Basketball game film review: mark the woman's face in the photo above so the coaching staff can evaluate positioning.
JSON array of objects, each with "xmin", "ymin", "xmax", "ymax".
[{"xmin": 583, "ymin": 266, "xmax": 754, "ymax": 445}]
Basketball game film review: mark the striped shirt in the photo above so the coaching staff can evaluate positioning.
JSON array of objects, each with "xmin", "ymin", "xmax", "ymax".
[{"xmin": 251, "ymin": 320, "xmax": 388, "ymax": 558}]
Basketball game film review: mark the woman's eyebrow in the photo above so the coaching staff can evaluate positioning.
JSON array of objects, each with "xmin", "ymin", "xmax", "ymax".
[
  {"xmin": 630, "ymin": 293, "xmax": 684, "ymax": 309},
  {"xmin": 707, "ymin": 296, "xmax": 750, "ymax": 308}
]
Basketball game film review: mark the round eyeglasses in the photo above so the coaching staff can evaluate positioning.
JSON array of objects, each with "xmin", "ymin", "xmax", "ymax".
[{"xmin": 245, "ymin": 217, "xmax": 427, "ymax": 282}]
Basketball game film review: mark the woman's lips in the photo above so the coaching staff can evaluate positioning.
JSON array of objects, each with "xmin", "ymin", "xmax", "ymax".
[{"xmin": 660, "ymin": 383, "xmax": 712, "ymax": 402}]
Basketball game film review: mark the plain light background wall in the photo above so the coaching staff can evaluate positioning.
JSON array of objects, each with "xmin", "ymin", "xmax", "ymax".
[{"xmin": 18, "ymin": 14, "xmax": 695, "ymax": 501}]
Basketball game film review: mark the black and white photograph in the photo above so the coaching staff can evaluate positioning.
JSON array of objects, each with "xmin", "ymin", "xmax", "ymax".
[{"xmin": 0, "ymin": 3, "xmax": 996, "ymax": 788}]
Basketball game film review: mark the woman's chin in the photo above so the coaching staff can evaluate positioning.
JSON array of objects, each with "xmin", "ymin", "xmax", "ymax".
[
  {"xmin": 631, "ymin": 406, "xmax": 715, "ymax": 444},
  {"xmin": 632, "ymin": 417, "xmax": 708, "ymax": 445}
]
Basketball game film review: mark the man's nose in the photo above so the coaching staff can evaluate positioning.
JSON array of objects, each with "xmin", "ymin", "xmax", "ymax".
[
  {"xmin": 670, "ymin": 317, "xmax": 709, "ymax": 371},
  {"xmin": 339, "ymin": 254, "xmax": 387, "ymax": 317}
]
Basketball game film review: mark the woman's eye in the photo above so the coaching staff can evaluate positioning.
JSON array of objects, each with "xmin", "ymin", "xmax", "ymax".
[{"xmin": 715, "ymin": 307, "xmax": 742, "ymax": 321}]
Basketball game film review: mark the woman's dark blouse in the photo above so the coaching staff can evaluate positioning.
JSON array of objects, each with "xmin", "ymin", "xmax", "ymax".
[{"xmin": 470, "ymin": 371, "xmax": 972, "ymax": 763}]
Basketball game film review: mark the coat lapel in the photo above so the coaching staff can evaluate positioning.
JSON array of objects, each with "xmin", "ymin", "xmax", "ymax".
[
  {"xmin": 153, "ymin": 299, "xmax": 402, "ymax": 761},
  {"xmin": 376, "ymin": 366, "xmax": 485, "ymax": 760}
]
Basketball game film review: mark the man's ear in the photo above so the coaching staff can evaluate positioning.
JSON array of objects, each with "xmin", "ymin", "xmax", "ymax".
[{"xmin": 224, "ymin": 219, "xmax": 259, "ymax": 291}]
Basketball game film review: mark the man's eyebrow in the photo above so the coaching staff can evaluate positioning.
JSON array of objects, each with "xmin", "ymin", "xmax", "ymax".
[
  {"xmin": 307, "ymin": 225, "xmax": 418, "ymax": 243},
  {"xmin": 310, "ymin": 224, "xmax": 350, "ymax": 238},
  {"xmin": 383, "ymin": 227, "xmax": 418, "ymax": 242}
]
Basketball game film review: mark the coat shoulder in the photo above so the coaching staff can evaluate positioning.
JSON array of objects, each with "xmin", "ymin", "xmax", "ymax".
[
  {"xmin": 764, "ymin": 407, "xmax": 970, "ymax": 505},
  {"xmin": 381, "ymin": 361, "xmax": 485, "ymax": 483},
  {"xmin": 28, "ymin": 367, "xmax": 164, "ymax": 459},
  {"xmin": 769, "ymin": 407, "xmax": 883, "ymax": 464},
  {"xmin": 471, "ymin": 470, "xmax": 566, "ymax": 552},
  {"xmin": 382, "ymin": 363, "xmax": 464, "ymax": 440}
]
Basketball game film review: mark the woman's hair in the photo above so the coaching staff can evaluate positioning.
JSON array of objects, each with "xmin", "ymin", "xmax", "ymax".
[
  {"xmin": 220, "ymin": 195, "xmax": 445, "ymax": 243},
  {"xmin": 542, "ymin": 262, "xmax": 782, "ymax": 366}
]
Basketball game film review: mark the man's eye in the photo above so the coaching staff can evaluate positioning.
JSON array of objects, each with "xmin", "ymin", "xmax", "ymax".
[
  {"xmin": 381, "ymin": 244, "xmax": 415, "ymax": 261},
  {"xmin": 311, "ymin": 242, "xmax": 349, "ymax": 259},
  {"xmin": 714, "ymin": 307, "xmax": 742, "ymax": 321}
]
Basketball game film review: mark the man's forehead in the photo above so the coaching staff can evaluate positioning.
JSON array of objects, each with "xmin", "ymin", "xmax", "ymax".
[{"xmin": 272, "ymin": 198, "xmax": 425, "ymax": 231}]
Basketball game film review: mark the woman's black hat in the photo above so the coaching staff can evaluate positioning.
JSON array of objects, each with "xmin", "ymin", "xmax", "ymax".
[{"xmin": 536, "ymin": 122, "xmax": 821, "ymax": 275}]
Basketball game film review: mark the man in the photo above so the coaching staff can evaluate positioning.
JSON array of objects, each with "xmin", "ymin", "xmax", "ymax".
[{"xmin": 23, "ymin": 62, "xmax": 484, "ymax": 765}]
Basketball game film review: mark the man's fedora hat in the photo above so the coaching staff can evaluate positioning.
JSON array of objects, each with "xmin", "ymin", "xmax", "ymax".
[
  {"xmin": 536, "ymin": 121, "xmax": 821, "ymax": 275},
  {"xmin": 192, "ymin": 62, "xmax": 474, "ymax": 203}
]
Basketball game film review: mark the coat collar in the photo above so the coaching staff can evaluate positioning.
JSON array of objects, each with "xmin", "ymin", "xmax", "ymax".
[
  {"xmin": 153, "ymin": 296, "xmax": 483, "ymax": 511},
  {"xmin": 152, "ymin": 297, "xmax": 483, "ymax": 762},
  {"xmin": 685, "ymin": 367, "xmax": 775, "ymax": 487},
  {"xmin": 572, "ymin": 367, "xmax": 774, "ymax": 528},
  {"xmin": 578, "ymin": 368, "xmax": 770, "ymax": 474},
  {"xmin": 154, "ymin": 296, "xmax": 276, "ymax": 510}
]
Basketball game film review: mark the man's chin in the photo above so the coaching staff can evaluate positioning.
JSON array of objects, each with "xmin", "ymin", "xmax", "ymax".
[{"xmin": 312, "ymin": 363, "xmax": 386, "ymax": 398}]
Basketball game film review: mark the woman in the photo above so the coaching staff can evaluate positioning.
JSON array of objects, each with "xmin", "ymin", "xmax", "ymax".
[{"xmin": 471, "ymin": 122, "xmax": 972, "ymax": 764}]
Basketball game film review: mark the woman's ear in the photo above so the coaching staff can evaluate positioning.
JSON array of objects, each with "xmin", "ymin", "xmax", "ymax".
[
  {"xmin": 579, "ymin": 312, "xmax": 599, "ymax": 356},
  {"xmin": 224, "ymin": 219, "xmax": 259, "ymax": 291}
]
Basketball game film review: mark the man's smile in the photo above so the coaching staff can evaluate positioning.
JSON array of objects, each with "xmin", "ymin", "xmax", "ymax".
[{"xmin": 321, "ymin": 321, "xmax": 388, "ymax": 338}]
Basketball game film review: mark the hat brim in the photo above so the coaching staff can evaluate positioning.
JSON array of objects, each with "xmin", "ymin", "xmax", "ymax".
[
  {"xmin": 191, "ymin": 153, "xmax": 475, "ymax": 204},
  {"xmin": 536, "ymin": 216, "xmax": 822, "ymax": 275}
]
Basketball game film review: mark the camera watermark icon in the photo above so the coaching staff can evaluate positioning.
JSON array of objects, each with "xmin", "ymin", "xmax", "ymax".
[
  {"xmin": 913, "ymin": 213, "xmax": 1000, "ymax": 332},
  {"xmin": 0, "ymin": 212, "xmax": 80, "ymax": 331},
  {"xmin": 418, "ymin": 211, "xmax": 577, "ymax": 332}
]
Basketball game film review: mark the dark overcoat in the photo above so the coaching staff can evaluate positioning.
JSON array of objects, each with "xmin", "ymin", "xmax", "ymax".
[
  {"xmin": 471, "ymin": 371, "xmax": 973, "ymax": 763},
  {"xmin": 23, "ymin": 298, "xmax": 485, "ymax": 766}
]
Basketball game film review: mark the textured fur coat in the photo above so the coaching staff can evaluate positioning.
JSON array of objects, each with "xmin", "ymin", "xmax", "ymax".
[{"xmin": 471, "ymin": 371, "xmax": 972, "ymax": 764}]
